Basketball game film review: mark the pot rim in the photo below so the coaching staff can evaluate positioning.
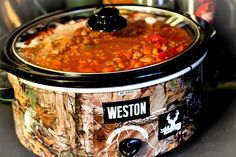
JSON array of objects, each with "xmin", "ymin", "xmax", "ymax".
[{"xmin": 9, "ymin": 52, "xmax": 207, "ymax": 93}]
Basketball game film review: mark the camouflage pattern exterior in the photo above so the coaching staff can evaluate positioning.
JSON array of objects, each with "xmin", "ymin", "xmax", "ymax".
[{"xmin": 8, "ymin": 66, "xmax": 202, "ymax": 157}]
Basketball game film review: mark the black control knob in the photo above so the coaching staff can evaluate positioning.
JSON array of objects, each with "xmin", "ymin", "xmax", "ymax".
[
  {"xmin": 87, "ymin": 7, "xmax": 127, "ymax": 32},
  {"xmin": 119, "ymin": 138, "xmax": 142, "ymax": 157}
]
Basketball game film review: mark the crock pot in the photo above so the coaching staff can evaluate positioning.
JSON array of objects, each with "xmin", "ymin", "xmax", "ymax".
[{"xmin": 0, "ymin": 4, "xmax": 215, "ymax": 157}]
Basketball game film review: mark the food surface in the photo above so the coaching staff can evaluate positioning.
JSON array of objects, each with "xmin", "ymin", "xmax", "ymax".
[{"xmin": 16, "ymin": 11, "xmax": 192, "ymax": 73}]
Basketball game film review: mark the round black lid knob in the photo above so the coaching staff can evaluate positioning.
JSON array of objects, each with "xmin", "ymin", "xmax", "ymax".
[{"xmin": 87, "ymin": 7, "xmax": 127, "ymax": 32}]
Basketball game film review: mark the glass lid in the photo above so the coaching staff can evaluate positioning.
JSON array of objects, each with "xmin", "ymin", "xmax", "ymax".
[{"xmin": 12, "ymin": 5, "xmax": 200, "ymax": 75}]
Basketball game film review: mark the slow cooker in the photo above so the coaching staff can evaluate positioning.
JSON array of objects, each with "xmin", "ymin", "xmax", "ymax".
[{"xmin": 0, "ymin": 4, "xmax": 215, "ymax": 157}]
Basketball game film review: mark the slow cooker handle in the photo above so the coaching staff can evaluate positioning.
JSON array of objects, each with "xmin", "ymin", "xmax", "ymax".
[
  {"xmin": 0, "ymin": 33, "xmax": 17, "ymax": 72},
  {"xmin": 184, "ymin": 13, "xmax": 216, "ymax": 40},
  {"xmin": 202, "ymin": 19, "xmax": 216, "ymax": 39},
  {"xmin": 0, "ymin": 33, "xmax": 14, "ymax": 101},
  {"xmin": 0, "ymin": 34, "xmax": 9, "ymax": 70}
]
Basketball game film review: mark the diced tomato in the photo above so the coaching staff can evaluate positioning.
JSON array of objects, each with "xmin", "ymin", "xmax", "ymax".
[
  {"xmin": 148, "ymin": 34, "xmax": 165, "ymax": 42},
  {"xmin": 176, "ymin": 45, "xmax": 184, "ymax": 52},
  {"xmin": 166, "ymin": 48, "xmax": 175, "ymax": 54},
  {"xmin": 154, "ymin": 42, "xmax": 162, "ymax": 49},
  {"xmin": 158, "ymin": 52, "xmax": 168, "ymax": 60}
]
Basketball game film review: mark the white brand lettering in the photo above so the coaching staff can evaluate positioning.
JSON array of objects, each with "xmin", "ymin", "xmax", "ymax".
[
  {"xmin": 129, "ymin": 104, "xmax": 134, "ymax": 116},
  {"xmin": 107, "ymin": 107, "xmax": 117, "ymax": 119},
  {"xmin": 123, "ymin": 105, "xmax": 129, "ymax": 118},
  {"xmin": 140, "ymin": 102, "xmax": 146, "ymax": 115},
  {"xmin": 117, "ymin": 106, "xmax": 122, "ymax": 118},
  {"xmin": 106, "ymin": 101, "xmax": 147, "ymax": 120},
  {"xmin": 134, "ymin": 103, "xmax": 140, "ymax": 116}
]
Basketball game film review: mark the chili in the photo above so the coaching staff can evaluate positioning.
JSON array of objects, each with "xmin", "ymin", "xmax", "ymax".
[{"xmin": 18, "ymin": 14, "xmax": 192, "ymax": 73}]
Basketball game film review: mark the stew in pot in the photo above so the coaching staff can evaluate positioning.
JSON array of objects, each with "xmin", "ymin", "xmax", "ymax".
[{"xmin": 17, "ymin": 12, "xmax": 192, "ymax": 73}]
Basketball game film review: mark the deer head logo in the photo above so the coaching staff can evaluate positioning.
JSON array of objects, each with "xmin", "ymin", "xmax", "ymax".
[
  {"xmin": 166, "ymin": 110, "xmax": 179, "ymax": 126},
  {"xmin": 160, "ymin": 109, "xmax": 181, "ymax": 135}
]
